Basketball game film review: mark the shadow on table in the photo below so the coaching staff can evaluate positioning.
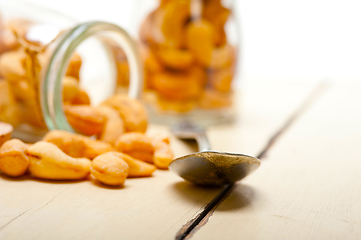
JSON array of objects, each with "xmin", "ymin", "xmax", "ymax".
[
  {"xmin": 216, "ymin": 184, "xmax": 257, "ymax": 212},
  {"xmin": 0, "ymin": 172, "xmax": 87, "ymax": 185},
  {"xmin": 0, "ymin": 172, "xmax": 129, "ymax": 190},
  {"xmin": 89, "ymin": 175, "xmax": 126, "ymax": 190},
  {"xmin": 168, "ymin": 181, "xmax": 257, "ymax": 211}
]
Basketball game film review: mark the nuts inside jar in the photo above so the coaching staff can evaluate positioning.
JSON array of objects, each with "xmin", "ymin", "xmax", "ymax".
[{"xmin": 137, "ymin": 0, "xmax": 236, "ymax": 112}]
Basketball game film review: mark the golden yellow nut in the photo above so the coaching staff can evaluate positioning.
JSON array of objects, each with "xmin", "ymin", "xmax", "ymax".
[
  {"xmin": 159, "ymin": 0, "xmax": 190, "ymax": 48},
  {"xmin": 150, "ymin": 2, "xmax": 189, "ymax": 48},
  {"xmin": 202, "ymin": 0, "xmax": 225, "ymax": 19},
  {"xmin": 43, "ymin": 130, "xmax": 113, "ymax": 159},
  {"xmin": 143, "ymin": 70, "xmax": 155, "ymax": 90},
  {"xmin": 155, "ymin": 48, "xmax": 194, "ymax": 70},
  {"xmin": 116, "ymin": 60, "xmax": 130, "ymax": 87},
  {"xmin": 159, "ymin": 0, "xmax": 172, "ymax": 8},
  {"xmin": 0, "ymin": 28, "xmax": 19, "ymax": 55},
  {"xmin": 153, "ymin": 140, "xmax": 174, "ymax": 169},
  {"xmin": 0, "ymin": 49, "xmax": 27, "ymax": 81},
  {"xmin": 139, "ymin": 44, "xmax": 164, "ymax": 74},
  {"xmin": 71, "ymin": 89, "xmax": 90, "ymax": 105},
  {"xmin": 0, "ymin": 139, "xmax": 29, "ymax": 177},
  {"xmin": 115, "ymin": 132, "xmax": 154, "ymax": 163},
  {"xmin": 0, "ymin": 81, "xmax": 23, "ymax": 127},
  {"xmin": 115, "ymin": 132, "xmax": 154, "ymax": 153},
  {"xmin": 113, "ymin": 152, "xmax": 156, "ymax": 178},
  {"xmin": 208, "ymin": 67, "xmax": 234, "ymax": 92},
  {"xmin": 157, "ymin": 97, "xmax": 196, "ymax": 113},
  {"xmin": 126, "ymin": 151, "xmax": 154, "ymax": 164},
  {"xmin": 104, "ymin": 39, "xmax": 130, "ymax": 87},
  {"xmin": 115, "ymin": 131, "xmax": 174, "ymax": 168},
  {"xmin": 66, "ymin": 53, "xmax": 82, "ymax": 79},
  {"xmin": 0, "ymin": 80, "xmax": 12, "ymax": 112},
  {"xmin": 64, "ymin": 105, "xmax": 105, "ymax": 136},
  {"xmin": 199, "ymin": 89, "xmax": 232, "ymax": 109},
  {"xmin": 186, "ymin": 19, "xmax": 215, "ymax": 67},
  {"xmin": 7, "ymin": 78, "xmax": 36, "ymax": 102},
  {"xmin": 150, "ymin": 132, "xmax": 170, "ymax": 145},
  {"xmin": 214, "ymin": 28, "xmax": 227, "ymax": 47},
  {"xmin": 26, "ymin": 141, "xmax": 91, "ymax": 180},
  {"xmin": 139, "ymin": 44, "xmax": 163, "ymax": 90},
  {"xmin": 62, "ymin": 76, "xmax": 90, "ymax": 105},
  {"xmin": 202, "ymin": 1, "xmax": 230, "ymax": 46},
  {"xmin": 152, "ymin": 69, "xmax": 203, "ymax": 101},
  {"xmin": 101, "ymin": 94, "xmax": 148, "ymax": 133},
  {"xmin": 0, "ymin": 105, "xmax": 23, "ymax": 127},
  {"xmin": 189, "ymin": 66, "xmax": 207, "ymax": 85},
  {"xmin": 95, "ymin": 106, "xmax": 125, "ymax": 145},
  {"xmin": 18, "ymin": 99, "xmax": 46, "ymax": 129},
  {"xmin": 208, "ymin": 43, "xmax": 235, "ymax": 70},
  {"xmin": 62, "ymin": 76, "xmax": 80, "ymax": 103},
  {"xmin": 91, "ymin": 151, "xmax": 129, "ymax": 186}
]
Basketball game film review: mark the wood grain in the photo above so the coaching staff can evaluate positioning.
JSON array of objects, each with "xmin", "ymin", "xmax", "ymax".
[
  {"xmin": 191, "ymin": 83, "xmax": 361, "ymax": 240},
  {"xmin": 0, "ymin": 80, "xmax": 318, "ymax": 240}
]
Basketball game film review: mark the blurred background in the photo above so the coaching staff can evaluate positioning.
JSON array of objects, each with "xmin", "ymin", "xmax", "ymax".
[
  {"xmin": 1, "ymin": 0, "xmax": 360, "ymax": 136},
  {"xmin": 21, "ymin": 0, "xmax": 361, "ymax": 83}
]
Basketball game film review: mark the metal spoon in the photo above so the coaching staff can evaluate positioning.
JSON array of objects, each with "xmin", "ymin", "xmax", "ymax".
[{"xmin": 169, "ymin": 122, "xmax": 261, "ymax": 186}]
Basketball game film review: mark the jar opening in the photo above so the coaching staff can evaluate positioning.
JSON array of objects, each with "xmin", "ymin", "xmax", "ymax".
[{"xmin": 41, "ymin": 21, "xmax": 143, "ymax": 132}]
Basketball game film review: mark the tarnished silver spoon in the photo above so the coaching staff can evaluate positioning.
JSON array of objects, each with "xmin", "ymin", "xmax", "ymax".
[{"xmin": 169, "ymin": 122, "xmax": 261, "ymax": 186}]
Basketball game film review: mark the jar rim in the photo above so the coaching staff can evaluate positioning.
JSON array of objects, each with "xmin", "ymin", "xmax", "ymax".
[{"xmin": 41, "ymin": 21, "xmax": 143, "ymax": 131}]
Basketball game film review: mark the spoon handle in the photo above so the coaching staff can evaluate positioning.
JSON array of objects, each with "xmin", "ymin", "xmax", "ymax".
[
  {"xmin": 171, "ymin": 121, "xmax": 212, "ymax": 152},
  {"xmin": 193, "ymin": 126, "xmax": 211, "ymax": 152}
]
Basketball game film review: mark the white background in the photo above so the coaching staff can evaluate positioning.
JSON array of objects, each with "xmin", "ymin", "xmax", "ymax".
[{"xmin": 18, "ymin": 0, "xmax": 361, "ymax": 83}]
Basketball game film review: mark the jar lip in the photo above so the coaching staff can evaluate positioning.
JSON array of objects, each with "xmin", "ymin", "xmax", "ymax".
[{"xmin": 41, "ymin": 21, "xmax": 143, "ymax": 132}]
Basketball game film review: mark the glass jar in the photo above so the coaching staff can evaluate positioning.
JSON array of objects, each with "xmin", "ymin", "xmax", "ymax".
[
  {"xmin": 132, "ymin": 0, "xmax": 239, "ymax": 126},
  {"xmin": 0, "ymin": 0, "xmax": 142, "ymax": 142}
]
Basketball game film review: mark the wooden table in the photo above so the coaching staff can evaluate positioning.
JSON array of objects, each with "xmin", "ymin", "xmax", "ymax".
[{"xmin": 1, "ymin": 79, "xmax": 360, "ymax": 240}]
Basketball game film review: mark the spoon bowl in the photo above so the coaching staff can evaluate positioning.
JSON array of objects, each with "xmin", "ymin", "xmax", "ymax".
[
  {"xmin": 169, "ymin": 121, "xmax": 261, "ymax": 186},
  {"xmin": 169, "ymin": 150, "xmax": 260, "ymax": 186}
]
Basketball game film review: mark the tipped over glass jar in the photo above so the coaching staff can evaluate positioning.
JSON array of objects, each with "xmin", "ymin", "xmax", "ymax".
[
  {"xmin": 132, "ymin": 0, "xmax": 240, "ymax": 125},
  {"xmin": 0, "ymin": 0, "xmax": 142, "ymax": 142}
]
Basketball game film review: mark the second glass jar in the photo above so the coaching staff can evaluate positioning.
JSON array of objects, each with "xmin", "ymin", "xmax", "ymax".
[{"xmin": 133, "ymin": 0, "xmax": 239, "ymax": 125}]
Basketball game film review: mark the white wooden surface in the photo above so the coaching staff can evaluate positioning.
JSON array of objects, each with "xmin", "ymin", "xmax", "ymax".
[
  {"xmin": 0, "ymin": 80, "xmax": 319, "ymax": 240},
  {"xmin": 192, "ymin": 83, "xmax": 361, "ymax": 240},
  {"xmin": 208, "ymin": 79, "xmax": 320, "ymax": 155}
]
